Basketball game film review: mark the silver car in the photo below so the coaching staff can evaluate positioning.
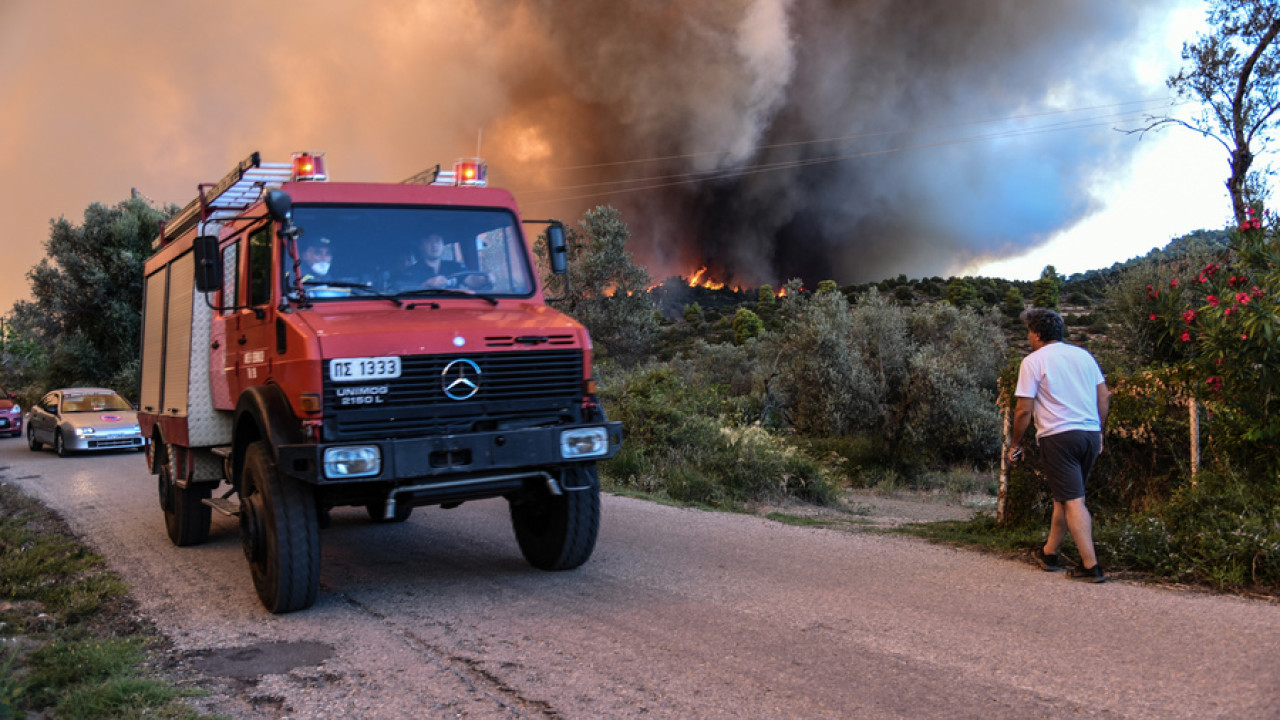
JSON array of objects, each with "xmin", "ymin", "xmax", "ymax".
[{"xmin": 26, "ymin": 387, "xmax": 146, "ymax": 457}]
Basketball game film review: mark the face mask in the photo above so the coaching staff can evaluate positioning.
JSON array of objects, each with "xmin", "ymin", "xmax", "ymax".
[{"xmin": 311, "ymin": 262, "xmax": 330, "ymax": 275}]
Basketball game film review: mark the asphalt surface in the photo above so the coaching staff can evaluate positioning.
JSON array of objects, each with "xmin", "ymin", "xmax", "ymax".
[{"xmin": 1, "ymin": 438, "xmax": 1277, "ymax": 719}]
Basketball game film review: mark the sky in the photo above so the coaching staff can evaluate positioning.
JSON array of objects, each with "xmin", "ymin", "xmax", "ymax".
[{"xmin": 0, "ymin": 0, "xmax": 1233, "ymax": 317}]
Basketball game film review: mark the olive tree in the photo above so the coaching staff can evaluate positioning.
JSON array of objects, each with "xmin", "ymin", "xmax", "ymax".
[
  {"xmin": 540, "ymin": 205, "xmax": 657, "ymax": 366},
  {"xmin": 9, "ymin": 196, "xmax": 169, "ymax": 399}
]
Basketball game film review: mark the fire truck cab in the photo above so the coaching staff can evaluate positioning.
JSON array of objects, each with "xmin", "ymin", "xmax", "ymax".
[{"xmin": 139, "ymin": 152, "xmax": 620, "ymax": 613}]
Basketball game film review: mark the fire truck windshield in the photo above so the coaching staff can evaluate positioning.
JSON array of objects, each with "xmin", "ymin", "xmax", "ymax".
[{"xmin": 284, "ymin": 205, "xmax": 535, "ymax": 299}]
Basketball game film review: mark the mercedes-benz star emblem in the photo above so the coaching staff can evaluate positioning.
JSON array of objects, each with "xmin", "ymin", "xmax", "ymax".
[{"xmin": 442, "ymin": 359, "xmax": 481, "ymax": 400}]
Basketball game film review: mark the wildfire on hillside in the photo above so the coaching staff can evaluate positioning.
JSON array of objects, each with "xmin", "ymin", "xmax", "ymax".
[{"xmin": 687, "ymin": 266, "xmax": 728, "ymax": 291}]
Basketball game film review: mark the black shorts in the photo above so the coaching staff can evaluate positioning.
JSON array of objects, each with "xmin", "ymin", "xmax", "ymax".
[{"xmin": 1039, "ymin": 430, "xmax": 1101, "ymax": 502}]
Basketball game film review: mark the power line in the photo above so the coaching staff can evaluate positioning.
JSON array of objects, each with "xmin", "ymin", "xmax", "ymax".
[
  {"xmin": 539, "ymin": 97, "xmax": 1183, "ymax": 174},
  {"xmin": 519, "ymin": 100, "xmax": 1189, "ymax": 207}
]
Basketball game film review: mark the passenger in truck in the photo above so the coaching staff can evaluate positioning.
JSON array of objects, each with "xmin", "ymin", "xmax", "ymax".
[{"xmin": 300, "ymin": 237, "xmax": 334, "ymax": 283}]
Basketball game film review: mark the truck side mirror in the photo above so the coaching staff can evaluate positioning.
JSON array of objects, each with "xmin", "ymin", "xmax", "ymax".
[
  {"xmin": 265, "ymin": 189, "xmax": 293, "ymax": 223},
  {"xmin": 193, "ymin": 235, "xmax": 223, "ymax": 293},
  {"xmin": 547, "ymin": 223, "xmax": 568, "ymax": 275}
]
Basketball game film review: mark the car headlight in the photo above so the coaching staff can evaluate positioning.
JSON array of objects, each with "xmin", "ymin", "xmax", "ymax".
[
  {"xmin": 7, "ymin": 406, "xmax": 18, "ymax": 415},
  {"xmin": 323, "ymin": 446, "xmax": 381, "ymax": 478},
  {"xmin": 560, "ymin": 427, "xmax": 609, "ymax": 459},
  {"xmin": 74, "ymin": 427, "xmax": 96, "ymax": 437}
]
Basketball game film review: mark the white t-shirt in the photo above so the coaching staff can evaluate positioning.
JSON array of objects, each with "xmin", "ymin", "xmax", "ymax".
[{"xmin": 1015, "ymin": 342, "xmax": 1105, "ymax": 439}]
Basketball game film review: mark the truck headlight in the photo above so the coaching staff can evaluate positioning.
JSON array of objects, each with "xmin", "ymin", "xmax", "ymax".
[
  {"xmin": 323, "ymin": 446, "xmax": 381, "ymax": 478},
  {"xmin": 560, "ymin": 427, "xmax": 609, "ymax": 459}
]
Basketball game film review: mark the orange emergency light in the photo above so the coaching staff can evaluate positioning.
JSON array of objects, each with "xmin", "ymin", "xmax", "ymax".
[
  {"xmin": 453, "ymin": 158, "xmax": 487, "ymax": 187},
  {"xmin": 292, "ymin": 152, "xmax": 328, "ymax": 182}
]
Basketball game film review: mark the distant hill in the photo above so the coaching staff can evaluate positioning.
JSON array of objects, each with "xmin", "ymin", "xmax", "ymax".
[{"xmin": 1064, "ymin": 228, "xmax": 1233, "ymax": 287}]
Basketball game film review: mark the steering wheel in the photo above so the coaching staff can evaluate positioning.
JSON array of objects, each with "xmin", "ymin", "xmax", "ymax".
[{"xmin": 447, "ymin": 271, "xmax": 494, "ymax": 291}]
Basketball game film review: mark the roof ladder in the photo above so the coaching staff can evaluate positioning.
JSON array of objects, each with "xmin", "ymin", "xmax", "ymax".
[{"xmin": 156, "ymin": 152, "xmax": 295, "ymax": 247}]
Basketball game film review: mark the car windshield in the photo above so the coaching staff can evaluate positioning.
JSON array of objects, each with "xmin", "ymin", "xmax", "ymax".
[
  {"xmin": 283, "ymin": 205, "xmax": 536, "ymax": 300},
  {"xmin": 61, "ymin": 392, "xmax": 131, "ymax": 413}
]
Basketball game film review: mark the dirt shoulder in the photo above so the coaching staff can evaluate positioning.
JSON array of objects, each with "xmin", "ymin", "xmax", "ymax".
[{"xmin": 755, "ymin": 488, "xmax": 985, "ymax": 530}]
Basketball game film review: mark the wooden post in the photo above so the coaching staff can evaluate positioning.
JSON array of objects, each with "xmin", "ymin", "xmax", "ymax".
[
  {"xmin": 997, "ymin": 405, "xmax": 1011, "ymax": 525},
  {"xmin": 1189, "ymin": 398, "xmax": 1200, "ymax": 483}
]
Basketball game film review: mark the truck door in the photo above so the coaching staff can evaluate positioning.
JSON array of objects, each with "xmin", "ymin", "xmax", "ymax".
[
  {"xmin": 231, "ymin": 224, "xmax": 276, "ymax": 397},
  {"xmin": 209, "ymin": 239, "xmax": 238, "ymax": 410}
]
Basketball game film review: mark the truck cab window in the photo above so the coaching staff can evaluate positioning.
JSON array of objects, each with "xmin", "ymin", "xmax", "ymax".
[
  {"xmin": 221, "ymin": 242, "xmax": 240, "ymax": 313},
  {"xmin": 247, "ymin": 226, "xmax": 273, "ymax": 307}
]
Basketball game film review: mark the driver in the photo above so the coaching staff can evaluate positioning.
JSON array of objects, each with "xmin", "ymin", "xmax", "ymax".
[
  {"xmin": 416, "ymin": 234, "xmax": 465, "ymax": 289},
  {"xmin": 412, "ymin": 234, "xmax": 492, "ymax": 290}
]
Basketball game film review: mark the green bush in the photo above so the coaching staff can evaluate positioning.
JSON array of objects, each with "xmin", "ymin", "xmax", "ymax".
[
  {"xmin": 1104, "ymin": 470, "xmax": 1280, "ymax": 591},
  {"xmin": 769, "ymin": 289, "xmax": 1005, "ymax": 472},
  {"xmin": 600, "ymin": 365, "xmax": 840, "ymax": 508}
]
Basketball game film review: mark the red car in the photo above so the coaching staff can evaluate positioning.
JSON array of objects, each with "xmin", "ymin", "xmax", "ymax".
[{"xmin": 0, "ymin": 385, "xmax": 21, "ymax": 438}]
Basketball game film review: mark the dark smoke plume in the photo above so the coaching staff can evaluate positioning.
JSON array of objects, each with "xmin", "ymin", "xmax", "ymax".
[
  {"xmin": 0, "ymin": 0, "xmax": 1170, "ymax": 314},
  {"xmin": 479, "ymin": 0, "xmax": 1161, "ymax": 288}
]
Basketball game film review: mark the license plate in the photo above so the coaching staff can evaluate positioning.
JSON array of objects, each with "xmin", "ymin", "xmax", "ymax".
[{"xmin": 330, "ymin": 356, "xmax": 402, "ymax": 382}]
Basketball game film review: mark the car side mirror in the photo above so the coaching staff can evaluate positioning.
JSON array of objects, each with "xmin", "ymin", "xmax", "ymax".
[
  {"xmin": 546, "ymin": 223, "xmax": 568, "ymax": 275},
  {"xmin": 193, "ymin": 235, "xmax": 223, "ymax": 293}
]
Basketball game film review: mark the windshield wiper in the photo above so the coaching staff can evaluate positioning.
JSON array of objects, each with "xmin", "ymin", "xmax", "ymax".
[
  {"xmin": 301, "ymin": 281, "xmax": 403, "ymax": 307},
  {"xmin": 397, "ymin": 288, "xmax": 499, "ymax": 306}
]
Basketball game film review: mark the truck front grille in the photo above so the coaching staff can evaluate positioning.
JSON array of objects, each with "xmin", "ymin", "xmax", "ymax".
[{"xmin": 322, "ymin": 350, "xmax": 584, "ymax": 440}]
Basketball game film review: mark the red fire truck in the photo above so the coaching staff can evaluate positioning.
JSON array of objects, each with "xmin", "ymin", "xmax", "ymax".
[{"xmin": 139, "ymin": 152, "xmax": 620, "ymax": 613}]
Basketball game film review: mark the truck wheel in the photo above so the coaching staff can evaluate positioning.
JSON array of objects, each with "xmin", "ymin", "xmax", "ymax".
[
  {"xmin": 158, "ymin": 448, "xmax": 212, "ymax": 547},
  {"xmin": 240, "ymin": 440, "xmax": 320, "ymax": 613},
  {"xmin": 510, "ymin": 465, "xmax": 600, "ymax": 571},
  {"xmin": 27, "ymin": 425, "xmax": 42, "ymax": 451},
  {"xmin": 366, "ymin": 498, "xmax": 412, "ymax": 523}
]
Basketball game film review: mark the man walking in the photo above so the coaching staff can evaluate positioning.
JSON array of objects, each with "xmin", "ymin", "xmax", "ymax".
[{"xmin": 1008, "ymin": 308, "xmax": 1111, "ymax": 583}]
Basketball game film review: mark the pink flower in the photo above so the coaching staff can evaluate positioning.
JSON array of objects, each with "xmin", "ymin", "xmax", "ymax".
[
  {"xmin": 1180, "ymin": 331, "xmax": 1192, "ymax": 343},
  {"xmin": 1203, "ymin": 264, "xmax": 1219, "ymax": 277},
  {"xmin": 1182, "ymin": 309, "xmax": 1197, "ymax": 324},
  {"xmin": 1253, "ymin": 286, "xmax": 1266, "ymax": 299},
  {"xmin": 1171, "ymin": 278, "xmax": 1179, "ymax": 288},
  {"xmin": 1242, "ymin": 334, "xmax": 1249, "ymax": 341},
  {"xmin": 1207, "ymin": 295, "xmax": 1219, "ymax": 306},
  {"xmin": 1229, "ymin": 275, "xmax": 1247, "ymax": 287},
  {"xmin": 1149, "ymin": 312, "xmax": 1158, "ymax": 321},
  {"xmin": 1224, "ymin": 306, "xmax": 1236, "ymax": 317},
  {"xmin": 1207, "ymin": 376, "xmax": 1223, "ymax": 392},
  {"xmin": 1236, "ymin": 292, "xmax": 1250, "ymax": 305}
]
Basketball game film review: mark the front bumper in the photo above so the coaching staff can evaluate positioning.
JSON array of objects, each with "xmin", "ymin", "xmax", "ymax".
[
  {"xmin": 275, "ymin": 421, "xmax": 623, "ymax": 485},
  {"xmin": 64, "ymin": 433, "xmax": 146, "ymax": 451},
  {"xmin": 0, "ymin": 416, "xmax": 20, "ymax": 435}
]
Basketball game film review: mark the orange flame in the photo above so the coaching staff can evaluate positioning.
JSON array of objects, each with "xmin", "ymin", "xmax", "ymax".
[{"xmin": 686, "ymin": 265, "xmax": 727, "ymax": 290}]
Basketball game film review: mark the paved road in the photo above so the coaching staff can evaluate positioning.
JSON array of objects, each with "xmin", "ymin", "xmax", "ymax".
[{"xmin": 1, "ymin": 438, "xmax": 1277, "ymax": 719}]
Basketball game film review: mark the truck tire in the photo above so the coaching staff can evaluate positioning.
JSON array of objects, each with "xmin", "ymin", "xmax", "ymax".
[
  {"xmin": 510, "ymin": 465, "xmax": 600, "ymax": 571},
  {"xmin": 158, "ymin": 447, "xmax": 212, "ymax": 547},
  {"xmin": 240, "ymin": 440, "xmax": 320, "ymax": 613}
]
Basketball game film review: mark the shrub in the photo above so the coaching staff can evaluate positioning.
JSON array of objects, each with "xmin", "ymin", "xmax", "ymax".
[
  {"xmin": 600, "ymin": 364, "xmax": 840, "ymax": 508},
  {"xmin": 1105, "ymin": 469, "xmax": 1280, "ymax": 591},
  {"xmin": 1142, "ymin": 214, "xmax": 1280, "ymax": 479},
  {"xmin": 769, "ymin": 289, "xmax": 1006, "ymax": 473}
]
